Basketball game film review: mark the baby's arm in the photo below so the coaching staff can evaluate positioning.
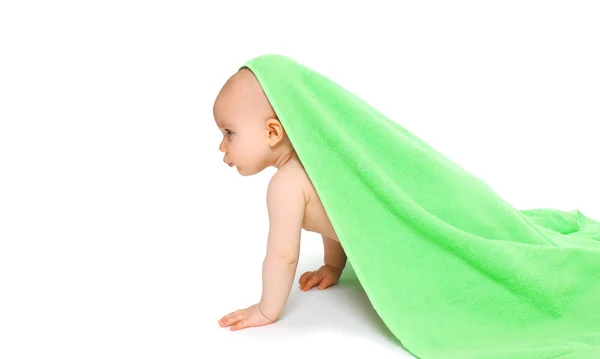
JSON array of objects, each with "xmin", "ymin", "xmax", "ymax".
[
  {"xmin": 218, "ymin": 172, "xmax": 305, "ymax": 331},
  {"xmin": 259, "ymin": 173, "xmax": 305, "ymax": 321},
  {"xmin": 323, "ymin": 235, "xmax": 347, "ymax": 270},
  {"xmin": 299, "ymin": 236, "xmax": 347, "ymax": 291}
]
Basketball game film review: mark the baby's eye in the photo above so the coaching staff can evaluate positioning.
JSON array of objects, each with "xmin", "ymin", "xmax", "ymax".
[{"xmin": 226, "ymin": 130, "xmax": 233, "ymax": 137}]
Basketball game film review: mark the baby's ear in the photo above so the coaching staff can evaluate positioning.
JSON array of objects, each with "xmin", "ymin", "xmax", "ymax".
[{"xmin": 266, "ymin": 118, "xmax": 285, "ymax": 146}]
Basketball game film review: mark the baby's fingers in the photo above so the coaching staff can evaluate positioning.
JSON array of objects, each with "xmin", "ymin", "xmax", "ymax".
[
  {"xmin": 218, "ymin": 310, "xmax": 244, "ymax": 327},
  {"xmin": 303, "ymin": 273, "xmax": 322, "ymax": 291},
  {"xmin": 299, "ymin": 271, "xmax": 314, "ymax": 288},
  {"xmin": 318, "ymin": 276, "xmax": 334, "ymax": 290},
  {"xmin": 230, "ymin": 320, "xmax": 249, "ymax": 331}
]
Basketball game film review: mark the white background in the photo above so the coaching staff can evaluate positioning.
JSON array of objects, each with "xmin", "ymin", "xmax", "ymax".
[{"xmin": 1, "ymin": 1, "xmax": 599, "ymax": 358}]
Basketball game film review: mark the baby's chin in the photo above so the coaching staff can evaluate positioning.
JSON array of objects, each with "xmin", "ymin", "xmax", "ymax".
[
  {"xmin": 234, "ymin": 165, "xmax": 249, "ymax": 176},
  {"xmin": 235, "ymin": 165, "xmax": 262, "ymax": 177}
]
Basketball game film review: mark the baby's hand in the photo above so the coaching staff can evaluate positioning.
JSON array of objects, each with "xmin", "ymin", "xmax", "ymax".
[
  {"xmin": 299, "ymin": 264, "xmax": 343, "ymax": 291},
  {"xmin": 218, "ymin": 303, "xmax": 275, "ymax": 331}
]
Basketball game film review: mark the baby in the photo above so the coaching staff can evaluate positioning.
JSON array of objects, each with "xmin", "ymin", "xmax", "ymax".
[{"xmin": 214, "ymin": 67, "xmax": 348, "ymax": 331}]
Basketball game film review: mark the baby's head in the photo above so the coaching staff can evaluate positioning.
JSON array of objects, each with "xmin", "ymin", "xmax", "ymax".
[{"xmin": 213, "ymin": 67, "xmax": 295, "ymax": 176}]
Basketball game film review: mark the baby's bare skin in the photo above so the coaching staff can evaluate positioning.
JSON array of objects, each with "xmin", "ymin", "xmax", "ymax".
[
  {"xmin": 283, "ymin": 158, "xmax": 338, "ymax": 241},
  {"xmin": 213, "ymin": 67, "xmax": 347, "ymax": 331}
]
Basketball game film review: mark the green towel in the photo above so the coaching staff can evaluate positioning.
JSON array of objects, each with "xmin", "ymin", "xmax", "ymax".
[{"xmin": 240, "ymin": 54, "xmax": 600, "ymax": 359}]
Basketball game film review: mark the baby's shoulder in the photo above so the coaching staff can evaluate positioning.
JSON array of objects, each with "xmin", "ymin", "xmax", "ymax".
[{"xmin": 268, "ymin": 161, "xmax": 311, "ymax": 202}]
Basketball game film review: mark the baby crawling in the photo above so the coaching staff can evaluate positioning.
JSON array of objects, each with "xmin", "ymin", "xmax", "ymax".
[{"xmin": 213, "ymin": 67, "xmax": 348, "ymax": 331}]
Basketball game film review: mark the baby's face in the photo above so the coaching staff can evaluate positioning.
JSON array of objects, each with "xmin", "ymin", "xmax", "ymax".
[
  {"xmin": 213, "ymin": 68, "xmax": 275, "ymax": 176},
  {"xmin": 214, "ymin": 101, "xmax": 268, "ymax": 176}
]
